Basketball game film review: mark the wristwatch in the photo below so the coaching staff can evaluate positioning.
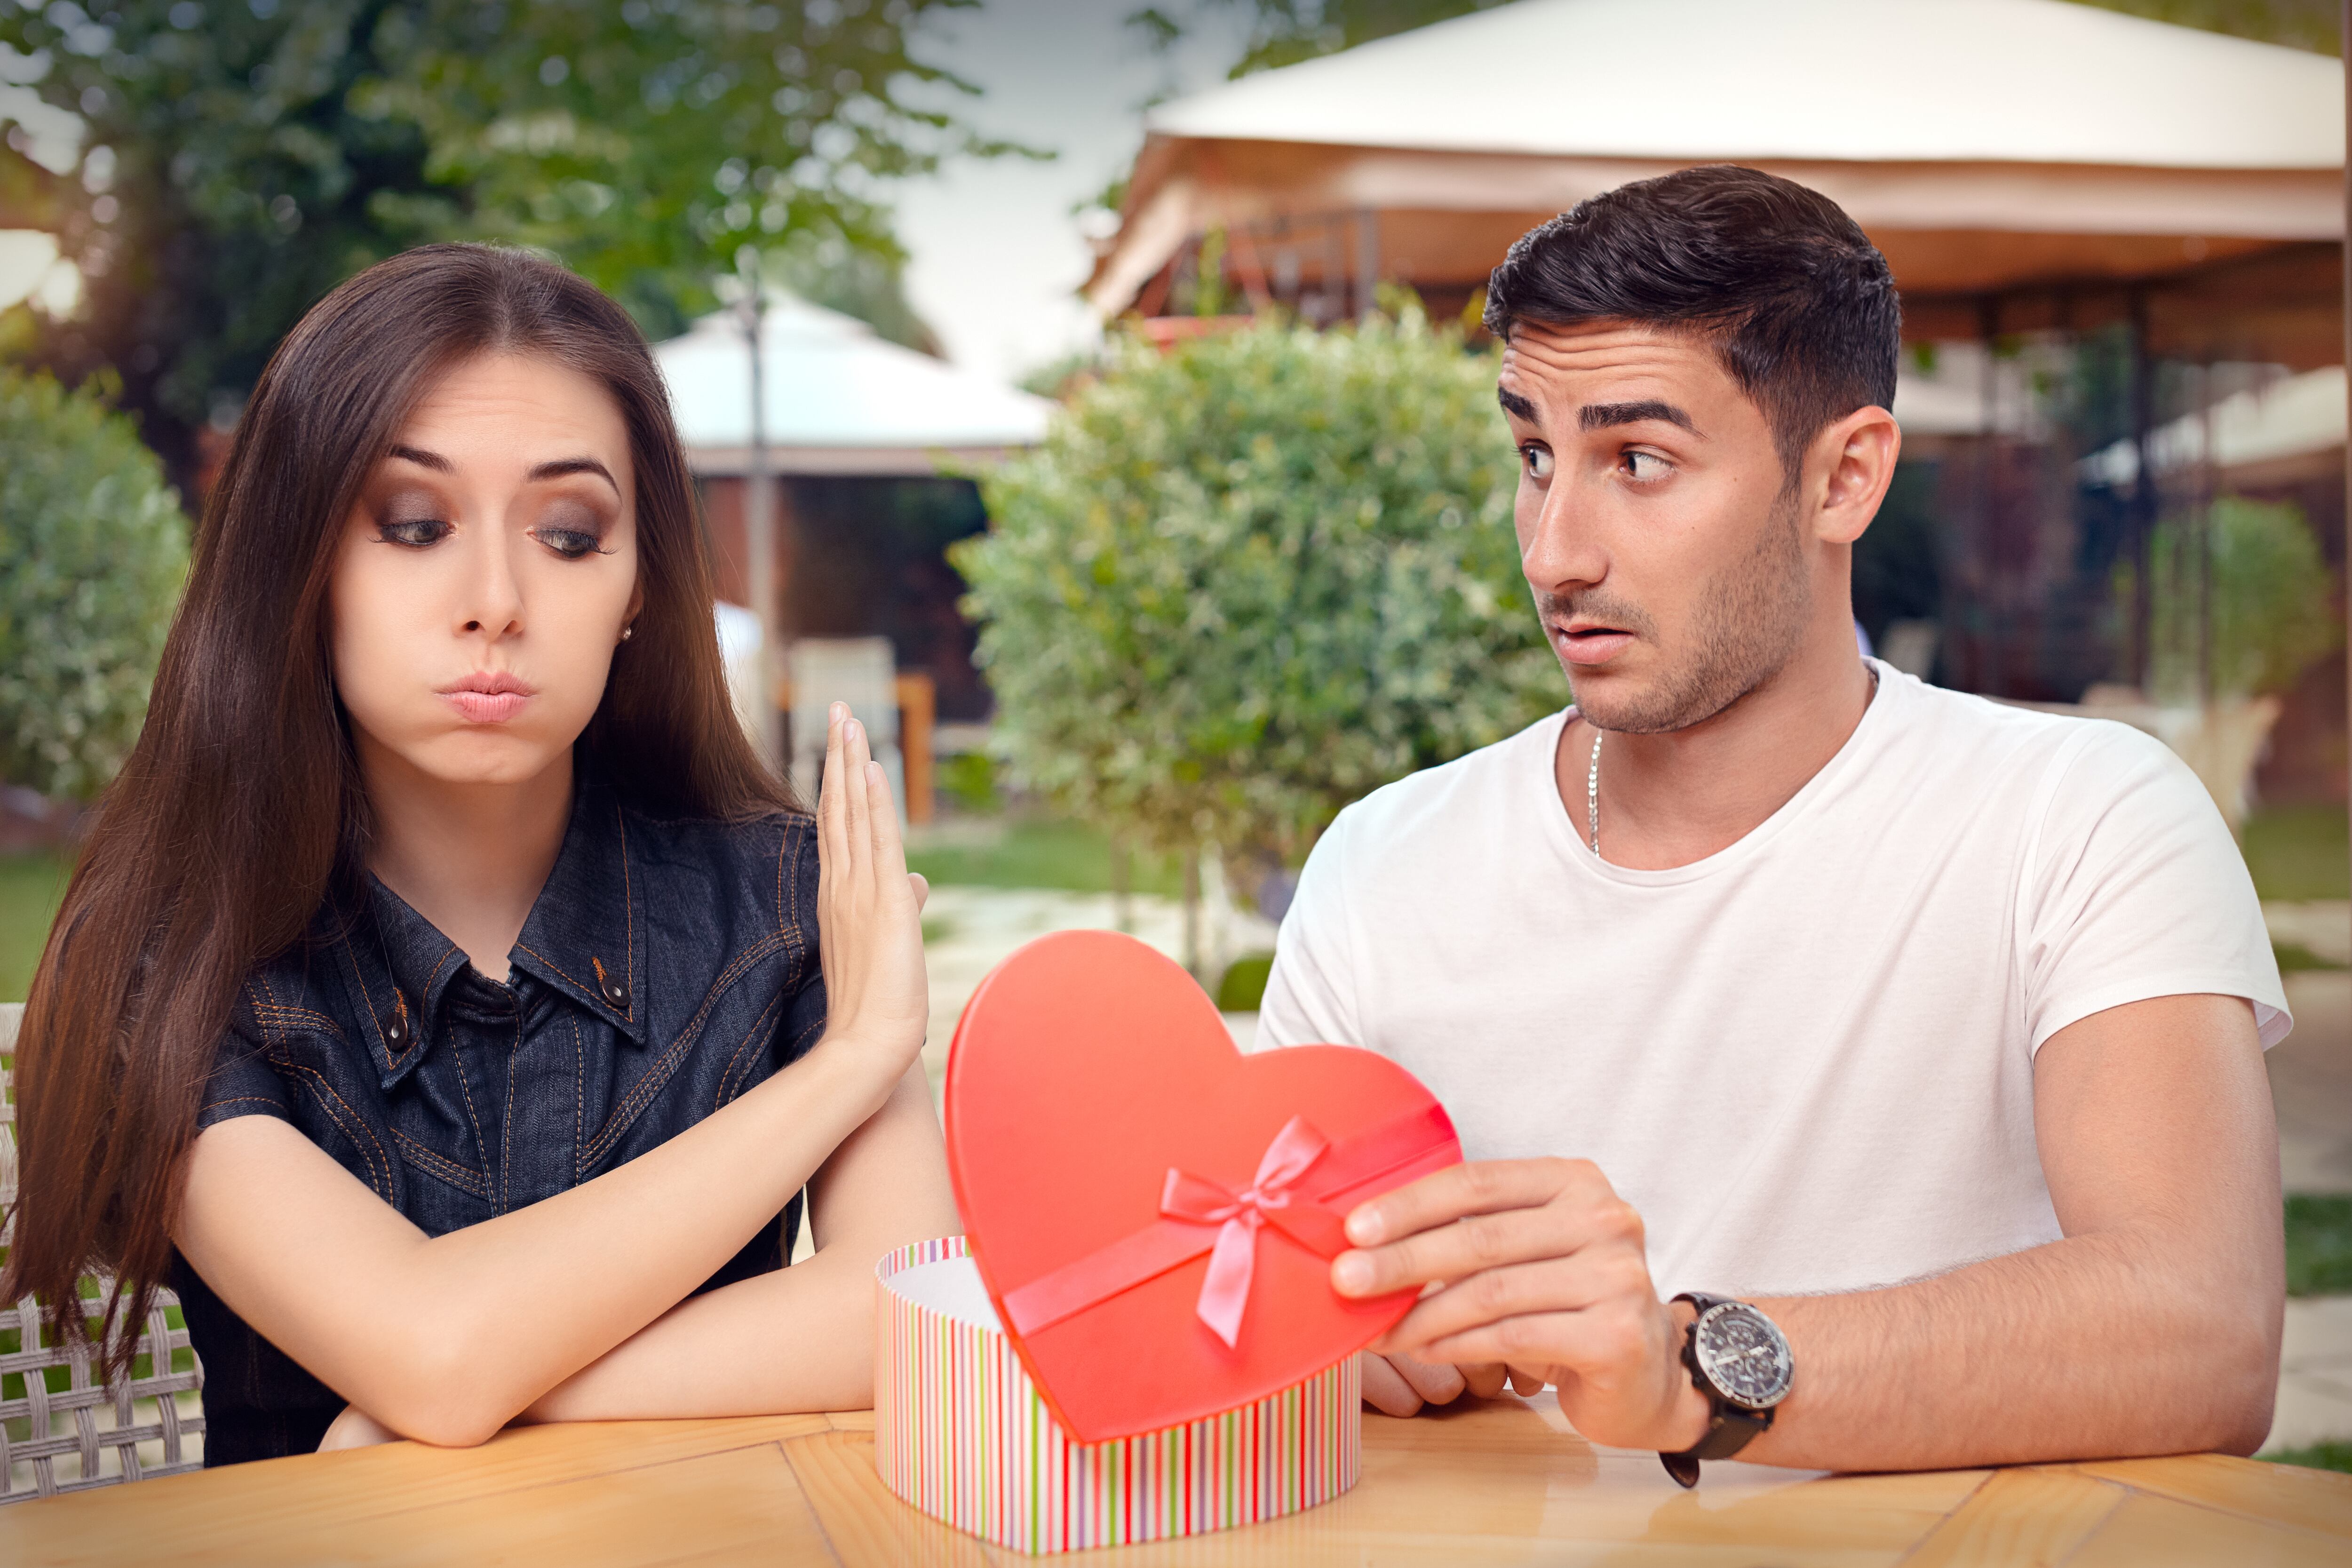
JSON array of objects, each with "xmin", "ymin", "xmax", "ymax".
[{"xmin": 1658, "ymin": 1292, "xmax": 1793, "ymax": 1488}]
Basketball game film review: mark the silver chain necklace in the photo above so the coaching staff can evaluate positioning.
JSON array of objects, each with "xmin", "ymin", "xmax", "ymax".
[{"xmin": 1586, "ymin": 728, "xmax": 1603, "ymax": 859}]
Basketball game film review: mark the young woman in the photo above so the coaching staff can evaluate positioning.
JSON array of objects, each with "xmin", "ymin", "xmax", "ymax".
[{"xmin": 2, "ymin": 244, "xmax": 954, "ymax": 1463}]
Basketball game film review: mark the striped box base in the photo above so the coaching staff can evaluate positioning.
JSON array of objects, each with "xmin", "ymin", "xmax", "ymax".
[{"xmin": 874, "ymin": 1236, "xmax": 1361, "ymax": 1555}]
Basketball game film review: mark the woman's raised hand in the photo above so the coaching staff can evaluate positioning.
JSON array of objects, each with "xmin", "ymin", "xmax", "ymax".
[{"xmin": 814, "ymin": 703, "xmax": 931, "ymax": 1098}]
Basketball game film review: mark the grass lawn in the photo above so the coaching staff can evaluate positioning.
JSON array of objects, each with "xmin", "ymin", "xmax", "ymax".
[
  {"xmin": 0, "ymin": 849, "xmax": 71, "ymax": 1003},
  {"xmin": 2288, "ymin": 1195, "xmax": 2352, "ymax": 1297},
  {"xmin": 906, "ymin": 816, "xmax": 1188, "ymax": 899},
  {"xmin": 2265, "ymin": 1440, "xmax": 2352, "ymax": 1474},
  {"xmin": 2242, "ymin": 805, "xmax": 2350, "ymax": 903}
]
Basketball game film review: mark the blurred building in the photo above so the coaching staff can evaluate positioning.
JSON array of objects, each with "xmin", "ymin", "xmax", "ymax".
[
  {"xmin": 1084, "ymin": 0, "xmax": 2347, "ymax": 800},
  {"xmin": 652, "ymin": 294, "xmax": 1054, "ymax": 776}
]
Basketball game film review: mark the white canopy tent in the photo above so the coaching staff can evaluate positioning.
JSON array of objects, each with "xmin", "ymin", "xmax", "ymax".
[
  {"xmin": 1089, "ymin": 0, "xmax": 2342, "ymax": 361},
  {"xmin": 653, "ymin": 294, "xmax": 1054, "ymax": 476}
]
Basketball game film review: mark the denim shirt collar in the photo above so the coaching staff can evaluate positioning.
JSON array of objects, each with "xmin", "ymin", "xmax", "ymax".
[{"xmin": 330, "ymin": 778, "xmax": 652, "ymax": 1089}]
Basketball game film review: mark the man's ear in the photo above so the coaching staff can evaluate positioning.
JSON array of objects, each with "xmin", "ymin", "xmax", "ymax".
[{"xmin": 1809, "ymin": 406, "xmax": 1902, "ymax": 547}]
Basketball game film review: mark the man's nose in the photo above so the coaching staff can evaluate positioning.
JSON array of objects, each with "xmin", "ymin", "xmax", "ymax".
[{"xmin": 1520, "ymin": 478, "xmax": 1608, "ymax": 596}]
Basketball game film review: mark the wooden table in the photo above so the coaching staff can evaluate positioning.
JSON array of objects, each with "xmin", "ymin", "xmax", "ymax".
[{"xmin": 6, "ymin": 1394, "xmax": 2350, "ymax": 1566}]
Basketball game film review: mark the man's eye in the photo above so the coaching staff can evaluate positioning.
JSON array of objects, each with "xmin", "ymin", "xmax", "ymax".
[
  {"xmin": 532, "ymin": 527, "xmax": 603, "ymax": 560},
  {"xmin": 377, "ymin": 517, "xmax": 450, "ymax": 548},
  {"xmin": 1621, "ymin": 450, "xmax": 1670, "ymax": 482},
  {"xmin": 1521, "ymin": 445, "xmax": 1555, "ymax": 480}
]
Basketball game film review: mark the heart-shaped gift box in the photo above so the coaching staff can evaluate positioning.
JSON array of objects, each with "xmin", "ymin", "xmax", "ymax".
[{"xmin": 945, "ymin": 929, "xmax": 1462, "ymax": 1443}]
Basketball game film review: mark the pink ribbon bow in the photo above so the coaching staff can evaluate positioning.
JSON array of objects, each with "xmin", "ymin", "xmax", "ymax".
[
  {"xmin": 996, "ymin": 1101, "xmax": 1457, "ymax": 1352},
  {"xmin": 1159, "ymin": 1115, "xmax": 1352, "ymax": 1349}
]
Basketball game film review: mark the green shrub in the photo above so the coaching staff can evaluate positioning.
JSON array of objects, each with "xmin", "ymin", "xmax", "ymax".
[
  {"xmin": 2287, "ymin": 1194, "xmax": 2352, "ymax": 1297},
  {"xmin": 1216, "ymin": 952, "xmax": 1276, "ymax": 1012},
  {"xmin": 956, "ymin": 310, "xmax": 1553, "ymax": 874},
  {"xmin": 2122, "ymin": 497, "xmax": 2338, "ymax": 703},
  {"xmin": 0, "ymin": 371, "xmax": 189, "ymax": 800}
]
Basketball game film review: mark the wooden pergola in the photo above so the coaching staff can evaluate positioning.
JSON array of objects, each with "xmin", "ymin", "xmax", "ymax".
[{"xmin": 1086, "ymin": 0, "xmax": 2341, "ymax": 370}]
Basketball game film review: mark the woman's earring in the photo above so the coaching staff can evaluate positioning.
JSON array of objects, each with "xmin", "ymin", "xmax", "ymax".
[{"xmin": 619, "ymin": 624, "xmax": 635, "ymax": 644}]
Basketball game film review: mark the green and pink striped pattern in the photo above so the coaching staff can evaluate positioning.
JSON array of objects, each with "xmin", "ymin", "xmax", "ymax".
[{"xmin": 875, "ymin": 1236, "xmax": 1361, "ymax": 1554}]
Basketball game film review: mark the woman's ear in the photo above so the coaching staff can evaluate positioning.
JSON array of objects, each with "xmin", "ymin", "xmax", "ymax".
[
  {"xmin": 1812, "ymin": 406, "xmax": 1901, "ymax": 547},
  {"xmin": 622, "ymin": 581, "xmax": 646, "ymax": 643}
]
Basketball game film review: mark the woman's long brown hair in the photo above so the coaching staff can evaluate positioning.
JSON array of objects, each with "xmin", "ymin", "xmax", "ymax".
[{"xmin": 2, "ymin": 244, "xmax": 790, "ymax": 1369}]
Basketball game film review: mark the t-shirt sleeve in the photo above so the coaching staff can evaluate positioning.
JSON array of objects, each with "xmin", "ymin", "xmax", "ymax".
[
  {"xmin": 2021, "ymin": 721, "xmax": 2289, "ymax": 1052},
  {"xmin": 193, "ymin": 1023, "xmax": 296, "ymax": 1131},
  {"xmin": 1258, "ymin": 807, "xmax": 1369, "ymax": 1051}
]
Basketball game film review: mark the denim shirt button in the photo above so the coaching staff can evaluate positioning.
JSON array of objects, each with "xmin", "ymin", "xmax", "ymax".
[
  {"xmin": 384, "ymin": 996, "xmax": 409, "ymax": 1048},
  {"xmin": 594, "ymin": 962, "xmax": 626, "ymax": 1008}
]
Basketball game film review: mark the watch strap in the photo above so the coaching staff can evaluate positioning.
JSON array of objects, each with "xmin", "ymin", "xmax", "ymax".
[{"xmin": 1659, "ymin": 1293, "xmax": 1778, "ymax": 1488}]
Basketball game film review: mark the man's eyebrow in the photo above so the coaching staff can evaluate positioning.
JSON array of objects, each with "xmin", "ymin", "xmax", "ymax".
[
  {"xmin": 387, "ymin": 443, "xmax": 452, "ymax": 472},
  {"xmin": 1580, "ymin": 400, "xmax": 1702, "ymax": 436},
  {"xmin": 527, "ymin": 456, "xmax": 621, "ymax": 495},
  {"xmin": 1496, "ymin": 386, "xmax": 1537, "ymax": 421}
]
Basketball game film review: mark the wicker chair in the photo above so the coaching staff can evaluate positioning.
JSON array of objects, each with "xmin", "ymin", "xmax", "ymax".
[{"xmin": 0, "ymin": 1001, "xmax": 207, "ymax": 1501}]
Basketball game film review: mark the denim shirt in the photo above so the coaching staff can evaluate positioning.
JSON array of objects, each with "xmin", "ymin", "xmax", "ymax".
[{"xmin": 175, "ymin": 779, "xmax": 826, "ymax": 1465}]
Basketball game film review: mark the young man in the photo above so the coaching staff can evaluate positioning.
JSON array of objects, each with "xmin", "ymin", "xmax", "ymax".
[{"xmin": 1262, "ymin": 166, "xmax": 2288, "ymax": 1479}]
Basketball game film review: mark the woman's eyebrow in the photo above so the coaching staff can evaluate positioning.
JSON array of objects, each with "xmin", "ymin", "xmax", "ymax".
[
  {"xmin": 387, "ymin": 443, "xmax": 453, "ymax": 472},
  {"xmin": 527, "ymin": 456, "xmax": 621, "ymax": 495}
]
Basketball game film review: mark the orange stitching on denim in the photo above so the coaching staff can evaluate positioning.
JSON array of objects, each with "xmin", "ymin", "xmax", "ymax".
[
  {"xmin": 390, "ymin": 1127, "xmax": 489, "ymax": 1198},
  {"xmin": 568, "ymin": 1011, "xmax": 587, "ymax": 1181},
  {"xmin": 514, "ymin": 943, "xmax": 608, "ymax": 1009},
  {"xmin": 617, "ymin": 804, "xmax": 636, "ymax": 1011},
  {"xmin": 442, "ymin": 1022, "xmax": 494, "ymax": 1183},
  {"xmin": 335, "ymin": 931, "xmax": 392, "ymax": 1067},
  {"xmin": 582, "ymin": 931, "xmax": 789, "ymax": 1166},
  {"xmin": 271, "ymin": 1060, "xmax": 391, "ymax": 1197},
  {"xmin": 498, "ymin": 1006, "xmax": 521, "ymax": 1214},
  {"xmin": 715, "ymin": 991, "xmax": 786, "ymax": 1112}
]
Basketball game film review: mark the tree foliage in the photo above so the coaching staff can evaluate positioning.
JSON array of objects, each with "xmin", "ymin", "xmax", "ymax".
[
  {"xmin": 0, "ymin": 366, "xmax": 187, "ymax": 799},
  {"xmin": 956, "ymin": 311, "xmax": 1555, "ymax": 871},
  {"xmin": 0, "ymin": 0, "xmax": 1000, "ymax": 473},
  {"xmin": 2129, "ymin": 497, "xmax": 2341, "ymax": 702}
]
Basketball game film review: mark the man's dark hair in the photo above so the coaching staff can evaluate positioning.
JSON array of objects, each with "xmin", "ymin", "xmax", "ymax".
[{"xmin": 1483, "ymin": 166, "xmax": 1900, "ymax": 472}]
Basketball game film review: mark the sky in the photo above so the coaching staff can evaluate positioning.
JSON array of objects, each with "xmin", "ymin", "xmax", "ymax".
[
  {"xmin": 1, "ymin": 1, "xmax": 1247, "ymax": 375},
  {"xmin": 881, "ymin": 0, "xmax": 1248, "ymax": 382}
]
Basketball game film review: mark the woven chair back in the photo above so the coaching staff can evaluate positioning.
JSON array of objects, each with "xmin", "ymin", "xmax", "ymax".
[{"xmin": 0, "ymin": 1001, "xmax": 207, "ymax": 1501}]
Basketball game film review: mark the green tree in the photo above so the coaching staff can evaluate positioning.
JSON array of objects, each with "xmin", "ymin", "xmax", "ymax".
[
  {"xmin": 955, "ymin": 310, "xmax": 1554, "ymax": 949},
  {"xmin": 2124, "ymin": 497, "xmax": 2340, "ymax": 702},
  {"xmin": 0, "ymin": 0, "xmax": 1002, "ymax": 477},
  {"xmin": 0, "ymin": 366, "xmax": 188, "ymax": 799}
]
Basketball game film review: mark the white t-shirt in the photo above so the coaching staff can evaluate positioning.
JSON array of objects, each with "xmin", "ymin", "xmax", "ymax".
[{"xmin": 1259, "ymin": 662, "xmax": 2288, "ymax": 1300}]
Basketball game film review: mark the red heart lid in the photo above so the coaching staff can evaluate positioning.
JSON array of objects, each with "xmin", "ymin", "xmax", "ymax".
[{"xmin": 944, "ymin": 929, "xmax": 1461, "ymax": 1443}]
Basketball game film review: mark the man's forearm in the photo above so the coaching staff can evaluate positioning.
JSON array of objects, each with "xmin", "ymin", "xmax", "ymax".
[{"xmin": 1743, "ymin": 1224, "xmax": 2280, "ymax": 1471}]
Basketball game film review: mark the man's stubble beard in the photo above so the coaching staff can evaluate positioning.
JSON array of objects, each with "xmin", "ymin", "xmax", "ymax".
[{"xmin": 1547, "ymin": 487, "xmax": 1813, "ymax": 735}]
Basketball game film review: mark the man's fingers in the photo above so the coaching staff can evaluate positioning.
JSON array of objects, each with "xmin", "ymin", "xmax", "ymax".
[
  {"xmin": 1507, "ymin": 1364, "xmax": 1550, "ymax": 1396},
  {"xmin": 1376, "ymin": 1252, "xmax": 1642, "ymax": 1349},
  {"xmin": 909, "ymin": 871, "xmax": 930, "ymax": 913},
  {"xmin": 1334, "ymin": 1187, "xmax": 1640, "ymax": 1299},
  {"xmin": 1409, "ymin": 1311, "xmax": 1607, "ymax": 1373},
  {"xmin": 1460, "ymin": 1362, "xmax": 1510, "ymax": 1400},
  {"xmin": 1388, "ymin": 1351, "xmax": 1468, "ymax": 1406},
  {"xmin": 1345, "ymin": 1159, "xmax": 1613, "ymax": 1250},
  {"xmin": 1358, "ymin": 1353, "xmax": 1424, "ymax": 1417}
]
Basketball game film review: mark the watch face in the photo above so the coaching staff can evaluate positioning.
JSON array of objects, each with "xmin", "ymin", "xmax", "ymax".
[{"xmin": 1692, "ymin": 1303, "xmax": 1793, "ymax": 1410}]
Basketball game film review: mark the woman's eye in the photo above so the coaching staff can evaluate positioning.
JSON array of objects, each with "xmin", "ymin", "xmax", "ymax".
[
  {"xmin": 532, "ymin": 527, "xmax": 604, "ymax": 560},
  {"xmin": 1521, "ymin": 445, "xmax": 1555, "ymax": 481},
  {"xmin": 377, "ymin": 517, "xmax": 451, "ymax": 548},
  {"xmin": 1621, "ymin": 450, "xmax": 1670, "ymax": 483}
]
